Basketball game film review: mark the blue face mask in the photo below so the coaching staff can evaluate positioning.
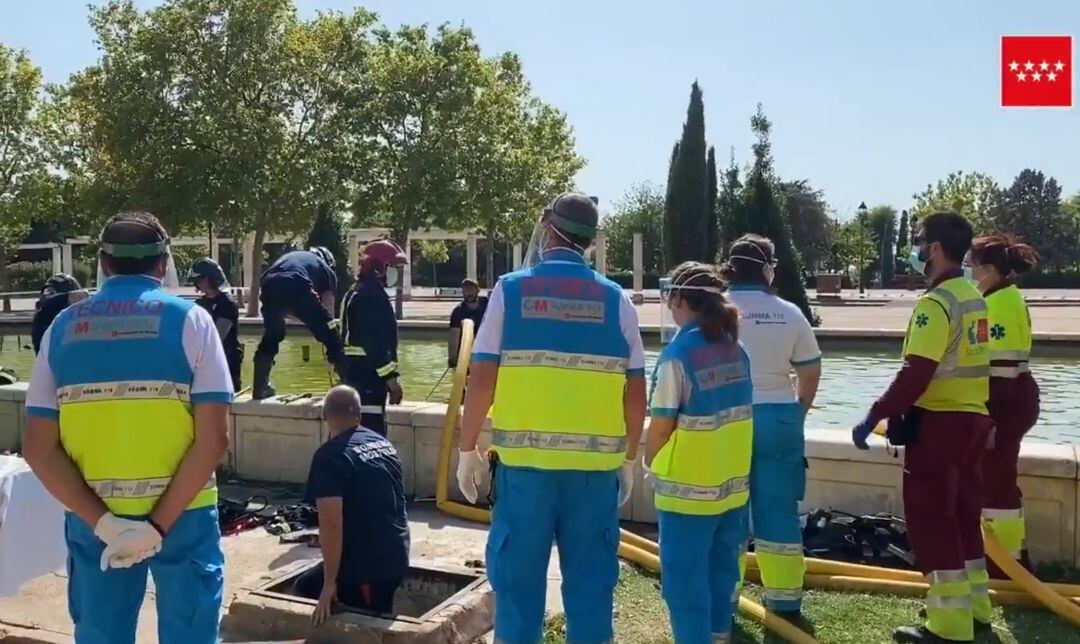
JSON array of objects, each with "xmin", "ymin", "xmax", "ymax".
[
  {"xmin": 908, "ymin": 246, "xmax": 928, "ymax": 275},
  {"xmin": 962, "ymin": 265, "xmax": 974, "ymax": 281}
]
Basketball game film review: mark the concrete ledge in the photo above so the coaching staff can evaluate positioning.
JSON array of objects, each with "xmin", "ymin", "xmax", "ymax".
[{"xmin": 2, "ymin": 386, "xmax": 1079, "ymax": 564}]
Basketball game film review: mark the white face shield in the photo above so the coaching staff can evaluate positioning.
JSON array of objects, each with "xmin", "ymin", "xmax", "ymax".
[
  {"xmin": 522, "ymin": 218, "xmax": 547, "ymax": 269},
  {"xmin": 660, "ymin": 269, "xmax": 726, "ymax": 343},
  {"xmin": 385, "ymin": 266, "xmax": 401, "ymax": 288},
  {"xmin": 97, "ymin": 251, "xmax": 179, "ymax": 289}
]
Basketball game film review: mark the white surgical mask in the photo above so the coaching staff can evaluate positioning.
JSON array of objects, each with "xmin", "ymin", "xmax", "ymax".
[
  {"xmin": 762, "ymin": 263, "xmax": 775, "ymax": 286},
  {"xmin": 908, "ymin": 246, "xmax": 928, "ymax": 276}
]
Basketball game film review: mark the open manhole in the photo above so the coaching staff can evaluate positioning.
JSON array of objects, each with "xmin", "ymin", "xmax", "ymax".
[{"xmin": 223, "ymin": 560, "xmax": 493, "ymax": 643}]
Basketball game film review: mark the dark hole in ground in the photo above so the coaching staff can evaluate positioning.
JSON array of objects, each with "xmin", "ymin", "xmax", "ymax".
[{"xmin": 263, "ymin": 562, "xmax": 480, "ymax": 619}]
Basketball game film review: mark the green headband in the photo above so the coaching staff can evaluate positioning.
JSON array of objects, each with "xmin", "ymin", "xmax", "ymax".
[
  {"xmin": 100, "ymin": 239, "xmax": 170, "ymax": 258},
  {"xmin": 549, "ymin": 213, "xmax": 596, "ymax": 239}
]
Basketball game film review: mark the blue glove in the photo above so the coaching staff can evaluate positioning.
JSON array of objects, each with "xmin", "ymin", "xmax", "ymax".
[{"xmin": 852, "ymin": 416, "xmax": 876, "ymax": 450}]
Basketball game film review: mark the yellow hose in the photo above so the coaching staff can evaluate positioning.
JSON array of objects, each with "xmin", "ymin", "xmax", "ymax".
[
  {"xmin": 434, "ymin": 321, "xmax": 819, "ymax": 643},
  {"xmin": 981, "ymin": 520, "xmax": 1080, "ymax": 627}
]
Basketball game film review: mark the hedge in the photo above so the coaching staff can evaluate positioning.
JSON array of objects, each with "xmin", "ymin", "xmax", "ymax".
[{"xmin": 3, "ymin": 261, "xmax": 93, "ymax": 292}]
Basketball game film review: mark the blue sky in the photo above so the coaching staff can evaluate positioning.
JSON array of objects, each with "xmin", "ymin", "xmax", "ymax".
[{"xmin": 3, "ymin": 0, "xmax": 1077, "ymax": 218}]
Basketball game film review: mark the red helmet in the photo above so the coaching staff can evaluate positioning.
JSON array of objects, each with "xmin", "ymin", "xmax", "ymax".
[{"xmin": 359, "ymin": 239, "xmax": 408, "ymax": 276}]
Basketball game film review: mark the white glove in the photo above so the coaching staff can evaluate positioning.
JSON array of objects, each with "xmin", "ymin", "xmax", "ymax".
[
  {"xmin": 617, "ymin": 459, "xmax": 635, "ymax": 508},
  {"xmin": 100, "ymin": 522, "xmax": 163, "ymax": 571},
  {"xmin": 94, "ymin": 512, "xmax": 146, "ymax": 544},
  {"xmin": 456, "ymin": 448, "xmax": 486, "ymax": 504}
]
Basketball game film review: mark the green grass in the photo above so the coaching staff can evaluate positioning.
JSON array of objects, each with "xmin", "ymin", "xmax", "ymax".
[{"xmin": 542, "ymin": 565, "xmax": 1080, "ymax": 644}]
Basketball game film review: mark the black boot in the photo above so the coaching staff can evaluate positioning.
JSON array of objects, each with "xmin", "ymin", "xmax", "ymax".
[
  {"xmin": 252, "ymin": 353, "xmax": 277, "ymax": 400},
  {"xmin": 893, "ymin": 625, "xmax": 971, "ymax": 643}
]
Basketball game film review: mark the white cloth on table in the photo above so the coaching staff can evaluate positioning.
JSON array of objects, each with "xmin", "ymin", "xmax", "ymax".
[{"xmin": 0, "ymin": 455, "xmax": 67, "ymax": 598}]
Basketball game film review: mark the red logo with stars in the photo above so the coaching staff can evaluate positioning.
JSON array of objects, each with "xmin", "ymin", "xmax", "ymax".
[{"xmin": 1001, "ymin": 36, "xmax": 1072, "ymax": 107}]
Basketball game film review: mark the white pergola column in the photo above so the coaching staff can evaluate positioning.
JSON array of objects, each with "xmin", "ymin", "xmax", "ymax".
[
  {"xmin": 242, "ymin": 233, "xmax": 255, "ymax": 288},
  {"xmin": 61, "ymin": 243, "xmax": 74, "ymax": 276},
  {"xmin": 347, "ymin": 233, "xmax": 359, "ymax": 275},
  {"xmin": 51, "ymin": 245, "xmax": 62, "ymax": 275},
  {"xmin": 466, "ymin": 234, "xmax": 478, "ymax": 282},
  {"xmin": 209, "ymin": 230, "xmax": 219, "ymax": 262},
  {"xmin": 632, "ymin": 233, "xmax": 644, "ymax": 304},
  {"xmin": 512, "ymin": 243, "xmax": 522, "ymax": 270},
  {"xmin": 403, "ymin": 235, "xmax": 413, "ymax": 297},
  {"xmin": 594, "ymin": 232, "xmax": 607, "ymax": 275}
]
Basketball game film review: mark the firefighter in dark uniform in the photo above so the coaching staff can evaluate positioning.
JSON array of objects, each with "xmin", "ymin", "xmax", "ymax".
[
  {"xmin": 254, "ymin": 247, "xmax": 344, "ymax": 399},
  {"xmin": 188, "ymin": 258, "xmax": 243, "ymax": 392},
  {"xmin": 338, "ymin": 240, "xmax": 408, "ymax": 436},
  {"xmin": 31, "ymin": 274, "xmax": 89, "ymax": 354}
]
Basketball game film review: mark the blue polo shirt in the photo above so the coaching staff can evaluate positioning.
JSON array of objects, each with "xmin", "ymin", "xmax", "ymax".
[{"xmin": 304, "ymin": 426, "xmax": 410, "ymax": 583}]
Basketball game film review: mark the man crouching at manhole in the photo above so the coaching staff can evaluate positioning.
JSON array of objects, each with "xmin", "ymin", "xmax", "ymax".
[{"xmin": 297, "ymin": 385, "xmax": 410, "ymax": 625}]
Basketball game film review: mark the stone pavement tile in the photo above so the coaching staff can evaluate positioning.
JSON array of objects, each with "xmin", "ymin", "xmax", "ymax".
[{"xmin": 0, "ymin": 503, "xmax": 561, "ymax": 643}]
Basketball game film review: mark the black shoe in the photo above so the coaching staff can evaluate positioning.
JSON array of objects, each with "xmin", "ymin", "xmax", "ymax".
[
  {"xmin": 893, "ymin": 625, "xmax": 971, "ymax": 643},
  {"xmin": 916, "ymin": 608, "xmax": 991, "ymax": 633}
]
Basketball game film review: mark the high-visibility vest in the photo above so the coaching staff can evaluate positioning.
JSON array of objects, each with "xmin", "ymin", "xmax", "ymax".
[
  {"xmin": 48, "ymin": 276, "xmax": 217, "ymax": 516},
  {"xmin": 489, "ymin": 253, "xmax": 631, "ymax": 471},
  {"xmin": 903, "ymin": 277, "xmax": 990, "ymax": 415},
  {"xmin": 648, "ymin": 324, "xmax": 753, "ymax": 515},
  {"xmin": 985, "ymin": 284, "xmax": 1032, "ymax": 379}
]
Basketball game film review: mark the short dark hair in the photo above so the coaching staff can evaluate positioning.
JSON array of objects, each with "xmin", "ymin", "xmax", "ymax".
[
  {"xmin": 721, "ymin": 234, "xmax": 775, "ymax": 285},
  {"xmin": 99, "ymin": 211, "xmax": 169, "ymax": 275},
  {"xmin": 918, "ymin": 212, "xmax": 973, "ymax": 263},
  {"xmin": 323, "ymin": 385, "xmax": 362, "ymax": 420}
]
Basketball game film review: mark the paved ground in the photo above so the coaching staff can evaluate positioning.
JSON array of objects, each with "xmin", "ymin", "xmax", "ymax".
[{"xmin": 0, "ymin": 499, "xmax": 540, "ymax": 644}]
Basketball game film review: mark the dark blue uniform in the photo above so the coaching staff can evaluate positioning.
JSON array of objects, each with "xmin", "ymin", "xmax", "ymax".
[
  {"xmin": 196, "ymin": 291, "xmax": 243, "ymax": 392},
  {"xmin": 295, "ymin": 426, "xmax": 410, "ymax": 612},
  {"xmin": 256, "ymin": 250, "xmax": 344, "ymax": 372},
  {"xmin": 32, "ymin": 293, "xmax": 73, "ymax": 354},
  {"xmin": 339, "ymin": 276, "xmax": 398, "ymax": 435}
]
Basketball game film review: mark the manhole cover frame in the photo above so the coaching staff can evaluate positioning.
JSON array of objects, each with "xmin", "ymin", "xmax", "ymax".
[{"xmin": 247, "ymin": 559, "xmax": 489, "ymax": 625}]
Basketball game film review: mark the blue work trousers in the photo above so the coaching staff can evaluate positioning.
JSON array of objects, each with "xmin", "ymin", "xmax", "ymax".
[
  {"xmin": 749, "ymin": 402, "xmax": 807, "ymax": 612},
  {"xmin": 65, "ymin": 507, "xmax": 224, "ymax": 644},
  {"xmin": 486, "ymin": 465, "xmax": 620, "ymax": 644},
  {"xmin": 658, "ymin": 506, "xmax": 748, "ymax": 644}
]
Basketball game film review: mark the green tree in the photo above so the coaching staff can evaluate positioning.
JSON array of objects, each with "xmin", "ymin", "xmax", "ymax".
[
  {"xmin": 601, "ymin": 182, "xmax": 664, "ymax": 275},
  {"xmin": 996, "ymin": 169, "xmax": 1074, "ymax": 271},
  {"xmin": 62, "ymin": 0, "xmax": 376, "ymax": 314},
  {"xmin": 895, "ymin": 209, "xmax": 910, "ymax": 275},
  {"xmin": 349, "ymin": 24, "xmax": 580, "ymax": 312},
  {"xmin": 780, "ymin": 179, "xmax": 831, "ymax": 275},
  {"xmin": 717, "ymin": 148, "xmax": 743, "ymax": 253},
  {"xmin": 831, "ymin": 218, "xmax": 876, "ymax": 278},
  {"xmin": 0, "ymin": 45, "xmax": 52, "ymax": 289},
  {"xmin": 663, "ymin": 81, "xmax": 709, "ymax": 268},
  {"xmin": 868, "ymin": 205, "xmax": 897, "ymax": 285},
  {"xmin": 705, "ymin": 146, "xmax": 719, "ymax": 261},
  {"xmin": 306, "ymin": 205, "xmax": 354, "ymax": 301},
  {"xmin": 736, "ymin": 105, "xmax": 816, "ymax": 324},
  {"xmin": 416, "ymin": 240, "xmax": 450, "ymax": 287},
  {"xmin": 912, "ymin": 171, "xmax": 1001, "ymax": 233}
]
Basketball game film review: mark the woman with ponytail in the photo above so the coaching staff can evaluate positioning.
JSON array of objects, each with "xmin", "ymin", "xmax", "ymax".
[
  {"xmin": 723, "ymin": 234, "xmax": 821, "ymax": 618},
  {"xmin": 965, "ymin": 233, "xmax": 1041, "ymax": 576},
  {"xmin": 645, "ymin": 261, "xmax": 751, "ymax": 643}
]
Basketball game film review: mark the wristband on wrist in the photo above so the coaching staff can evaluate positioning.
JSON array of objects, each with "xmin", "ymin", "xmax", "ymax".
[{"xmin": 148, "ymin": 518, "xmax": 166, "ymax": 537}]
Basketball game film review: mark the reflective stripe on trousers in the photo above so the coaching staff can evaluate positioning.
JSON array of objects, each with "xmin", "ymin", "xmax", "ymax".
[
  {"xmin": 925, "ymin": 568, "xmax": 974, "ymax": 641},
  {"xmin": 984, "ymin": 508, "xmax": 1026, "ymax": 558},
  {"xmin": 966, "ymin": 558, "xmax": 992, "ymax": 623},
  {"xmin": 492, "ymin": 429, "xmax": 627, "ymax": 453},
  {"xmin": 990, "ymin": 364, "xmax": 1029, "ymax": 378}
]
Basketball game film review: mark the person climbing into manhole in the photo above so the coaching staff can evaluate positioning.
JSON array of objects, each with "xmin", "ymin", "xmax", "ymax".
[{"xmin": 296, "ymin": 385, "xmax": 409, "ymax": 625}]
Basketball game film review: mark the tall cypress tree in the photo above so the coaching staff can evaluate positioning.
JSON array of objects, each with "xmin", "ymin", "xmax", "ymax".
[
  {"xmin": 718, "ymin": 148, "xmax": 743, "ymax": 252},
  {"xmin": 706, "ymin": 146, "xmax": 719, "ymax": 261},
  {"xmin": 738, "ymin": 105, "xmax": 818, "ymax": 324},
  {"xmin": 895, "ymin": 209, "xmax": 909, "ymax": 274},
  {"xmin": 663, "ymin": 82, "xmax": 709, "ymax": 269},
  {"xmin": 306, "ymin": 204, "xmax": 354, "ymax": 302}
]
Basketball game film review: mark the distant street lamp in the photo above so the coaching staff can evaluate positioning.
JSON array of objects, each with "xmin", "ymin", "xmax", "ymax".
[{"xmin": 857, "ymin": 202, "xmax": 868, "ymax": 294}]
